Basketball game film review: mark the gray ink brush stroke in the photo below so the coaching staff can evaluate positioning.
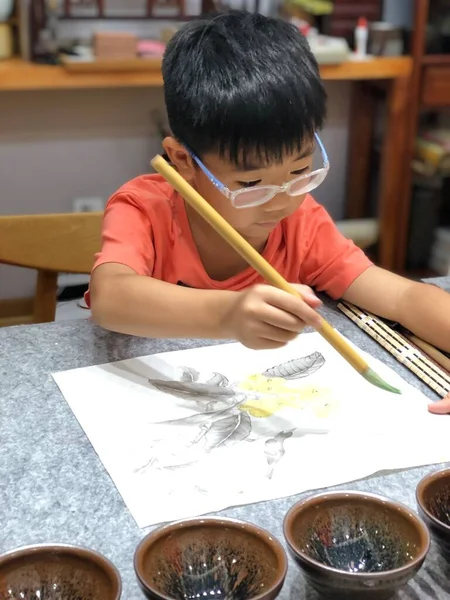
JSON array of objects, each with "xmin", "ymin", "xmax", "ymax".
[
  {"xmin": 148, "ymin": 378, "xmax": 236, "ymax": 398},
  {"xmin": 153, "ymin": 395, "xmax": 248, "ymax": 426},
  {"xmin": 134, "ymin": 406, "xmax": 251, "ymax": 474},
  {"xmin": 138, "ymin": 350, "xmax": 327, "ymax": 477},
  {"xmin": 262, "ymin": 351, "xmax": 325, "ymax": 379},
  {"xmin": 180, "ymin": 367, "xmax": 200, "ymax": 382},
  {"xmin": 205, "ymin": 372, "xmax": 230, "ymax": 387},
  {"xmin": 196, "ymin": 411, "xmax": 252, "ymax": 451},
  {"xmin": 264, "ymin": 429, "xmax": 295, "ymax": 479}
]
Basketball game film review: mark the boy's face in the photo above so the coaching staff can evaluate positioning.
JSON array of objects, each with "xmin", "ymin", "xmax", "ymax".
[{"xmin": 163, "ymin": 137, "xmax": 315, "ymax": 245}]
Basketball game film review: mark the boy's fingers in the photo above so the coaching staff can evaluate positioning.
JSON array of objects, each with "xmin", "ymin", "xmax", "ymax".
[
  {"xmin": 263, "ymin": 286, "xmax": 322, "ymax": 328},
  {"xmin": 260, "ymin": 304, "xmax": 306, "ymax": 333},
  {"xmin": 292, "ymin": 302, "xmax": 322, "ymax": 328},
  {"xmin": 286, "ymin": 293, "xmax": 322, "ymax": 328},
  {"xmin": 257, "ymin": 323, "xmax": 300, "ymax": 343},
  {"xmin": 251, "ymin": 338, "xmax": 288, "ymax": 350},
  {"xmin": 291, "ymin": 284, "xmax": 322, "ymax": 307},
  {"xmin": 428, "ymin": 393, "xmax": 450, "ymax": 415}
]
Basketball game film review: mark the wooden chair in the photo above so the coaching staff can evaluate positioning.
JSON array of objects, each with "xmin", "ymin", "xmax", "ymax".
[{"xmin": 0, "ymin": 213, "xmax": 102, "ymax": 326}]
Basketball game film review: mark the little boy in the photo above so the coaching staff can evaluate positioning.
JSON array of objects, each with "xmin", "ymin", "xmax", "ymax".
[{"xmin": 89, "ymin": 11, "xmax": 450, "ymax": 412}]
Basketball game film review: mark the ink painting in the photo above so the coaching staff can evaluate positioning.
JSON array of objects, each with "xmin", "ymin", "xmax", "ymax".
[{"xmin": 52, "ymin": 332, "xmax": 450, "ymax": 527}]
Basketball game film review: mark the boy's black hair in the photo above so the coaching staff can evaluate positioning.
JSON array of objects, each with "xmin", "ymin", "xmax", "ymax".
[{"xmin": 162, "ymin": 10, "xmax": 327, "ymax": 168}]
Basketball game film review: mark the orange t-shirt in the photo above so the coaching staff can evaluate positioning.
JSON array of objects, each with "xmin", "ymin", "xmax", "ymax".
[{"xmin": 87, "ymin": 174, "xmax": 372, "ymax": 304}]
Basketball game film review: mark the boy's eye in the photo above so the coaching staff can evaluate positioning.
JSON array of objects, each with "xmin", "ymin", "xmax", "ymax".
[
  {"xmin": 290, "ymin": 166, "xmax": 310, "ymax": 176},
  {"xmin": 237, "ymin": 179, "xmax": 262, "ymax": 188}
]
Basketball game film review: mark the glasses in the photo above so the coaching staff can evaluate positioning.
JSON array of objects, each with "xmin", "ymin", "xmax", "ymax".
[{"xmin": 188, "ymin": 132, "xmax": 330, "ymax": 209}]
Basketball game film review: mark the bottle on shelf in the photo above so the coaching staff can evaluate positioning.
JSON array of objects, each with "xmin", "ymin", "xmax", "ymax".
[{"xmin": 355, "ymin": 16, "xmax": 368, "ymax": 58}]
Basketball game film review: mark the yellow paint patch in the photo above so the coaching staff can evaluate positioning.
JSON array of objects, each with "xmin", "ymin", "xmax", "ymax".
[{"xmin": 237, "ymin": 374, "xmax": 337, "ymax": 419}]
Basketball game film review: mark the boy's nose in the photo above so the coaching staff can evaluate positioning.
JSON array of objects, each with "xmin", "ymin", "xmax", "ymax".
[{"xmin": 264, "ymin": 192, "xmax": 289, "ymax": 213}]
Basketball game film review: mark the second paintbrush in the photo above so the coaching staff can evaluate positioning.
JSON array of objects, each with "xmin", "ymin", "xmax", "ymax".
[{"xmin": 151, "ymin": 154, "xmax": 400, "ymax": 395}]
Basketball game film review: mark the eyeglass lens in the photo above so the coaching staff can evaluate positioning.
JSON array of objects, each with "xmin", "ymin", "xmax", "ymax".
[
  {"xmin": 233, "ymin": 142, "xmax": 327, "ymax": 208},
  {"xmin": 233, "ymin": 187, "xmax": 275, "ymax": 208},
  {"xmin": 233, "ymin": 169, "xmax": 327, "ymax": 208},
  {"xmin": 288, "ymin": 169, "xmax": 328, "ymax": 196}
]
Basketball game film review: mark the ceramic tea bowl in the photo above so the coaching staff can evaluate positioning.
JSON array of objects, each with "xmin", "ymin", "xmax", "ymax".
[
  {"xmin": 0, "ymin": 543, "xmax": 121, "ymax": 599},
  {"xmin": 134, "ymin": 516, "xmax": 287, "ymax": 600},
  {"xmin": 416, "ymin": 467, "xmax": 450, "ymax": 557},
  {"xmin": 283, "ymin": 491, "xmax": 430, "ymax": 600}
]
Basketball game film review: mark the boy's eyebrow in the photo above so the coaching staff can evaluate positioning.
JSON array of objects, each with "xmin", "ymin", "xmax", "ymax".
[
  {"xmin": 233, "ymin": 146, "xmax": 315, "ymax": 172},
  {"xmin": 294, "ymin": 146, "xmax": 315, "ymax": 160}
]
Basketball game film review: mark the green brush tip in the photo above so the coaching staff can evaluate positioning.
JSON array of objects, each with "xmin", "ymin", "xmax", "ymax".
[{"xmin": 363, "ymin": 367, "xmax": 402, "ymax": 394}]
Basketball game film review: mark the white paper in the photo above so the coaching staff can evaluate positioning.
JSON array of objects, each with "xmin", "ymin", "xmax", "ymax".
[{"xmin": 52, "ymin": 332, "xmax": 450, "ymax": 528}]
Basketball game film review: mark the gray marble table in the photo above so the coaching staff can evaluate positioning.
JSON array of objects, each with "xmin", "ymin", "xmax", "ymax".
[{"xmin": 1, "ymin": 277, "xmax": 450, "ymax": 599}]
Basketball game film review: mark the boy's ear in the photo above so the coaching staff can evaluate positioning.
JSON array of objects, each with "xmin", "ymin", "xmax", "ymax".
[{"xmin": 162, "ymin": 137, "xmax": 196, "ymax": 180}]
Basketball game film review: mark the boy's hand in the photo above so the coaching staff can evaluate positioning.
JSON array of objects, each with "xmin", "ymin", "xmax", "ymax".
[
  {"xmin": 224, "ymin": 284, "xmax": 322, "ymax": 350},
  {"xmin": 428, "ymin": 392, "xmax": 450, "ymax": 415}
]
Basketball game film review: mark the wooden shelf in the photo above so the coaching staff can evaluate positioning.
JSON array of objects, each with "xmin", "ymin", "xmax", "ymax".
[
  {"xmin": 60, "ymin": 56, "xmax": 162, "ymax": 73},
  {"xmin": 422, "ymin": 54, "xmax": 450, "ymax": 65},
  {"xmin": 59, "ymin": 14, "xmax": 193, "ymax": 20},
  {"xmin": 0, "ymin": 56, "xmax": 413, "ymax": 92}
]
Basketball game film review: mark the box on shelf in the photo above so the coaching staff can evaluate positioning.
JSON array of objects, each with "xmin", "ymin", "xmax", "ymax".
[{"xmin": 94, "ymin": 32, "xmax": 138, "ymax": 59}]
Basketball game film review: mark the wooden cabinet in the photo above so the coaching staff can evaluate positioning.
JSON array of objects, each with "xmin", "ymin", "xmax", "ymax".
[
  {"xmin": 396, "ymin": 0, "xmax": 450, "ymax": 272},
  {"xmin": 326, "ymin": 0, "xmax": 382, "ymax": 41},
  {"xmin": 421, "ymin": 63, "xmax": 450, "ymax": 107}
]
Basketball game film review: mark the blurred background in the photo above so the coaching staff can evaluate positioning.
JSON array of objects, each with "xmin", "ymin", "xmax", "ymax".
[{"xmin": 0, "ymin": 0, "xmax": 449, "ymax": 323}]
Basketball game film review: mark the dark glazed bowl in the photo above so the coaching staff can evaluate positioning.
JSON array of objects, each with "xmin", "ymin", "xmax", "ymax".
[
  {"xmin": 416, "ymin": 467, "xmax": 450, "ymax": 556},
  {"xmin": 134, "ymin": 516, "xmax": 288, "ymax": 600},
  {"xmin": 0, "ymin": 544, "xmax": 121, "ymax": 600},
  {"xmin": 283, "ymin": 491, "xmax": 430, "ymax": 600}
]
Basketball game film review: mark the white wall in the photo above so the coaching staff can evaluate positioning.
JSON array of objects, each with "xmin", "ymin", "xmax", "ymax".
[
  {"xmin": 0, "ymin": 81, "xmax": 350, "ymax": 299},
  {"xmin": 382, "ymin": 0, "xmax": 414, "ymax": 28}
]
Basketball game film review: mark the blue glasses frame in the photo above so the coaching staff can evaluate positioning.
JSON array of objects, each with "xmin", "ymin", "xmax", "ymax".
[{"xmin": 187, "ymin": 132, "xmax": 330, "ymax": 209}]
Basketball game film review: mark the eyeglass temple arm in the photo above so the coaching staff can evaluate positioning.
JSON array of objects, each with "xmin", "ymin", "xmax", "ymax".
[
  {"xmin": 314, "ymin": 132, "xmax": 330, "ymax": 167},
  {"xmin": 189, "ymin": 150, "xmax": 228, "ymax": 193}
]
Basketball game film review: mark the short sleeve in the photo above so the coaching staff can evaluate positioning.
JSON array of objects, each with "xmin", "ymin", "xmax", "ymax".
[
  {"xmin": 92, "ymin": 192, "xmax": 155, "ymax": 276},
  {"xmin": 299, "ymin": 200, "xmax": 373, "ymax": 299}
]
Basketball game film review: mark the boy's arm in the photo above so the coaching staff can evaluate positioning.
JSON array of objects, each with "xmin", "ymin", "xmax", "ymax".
[
  {"xmin": 90, "ymin": 263, "xmax": 322, "ymax": 345},
  {"xmin": 343, "ymin": 266, "xmax": 450, "ymax": 353},
  {"xmin": 90, "ymin": 263, "xmax": 234, "ymax": 339},
  {"xmin": 343, "ymin": 266, "xmax": 450, "ymax": 412}
]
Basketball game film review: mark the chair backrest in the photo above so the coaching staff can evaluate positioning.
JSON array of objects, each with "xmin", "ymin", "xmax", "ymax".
[{"xmin": 0, "ymin": 212, "xmax": 103, "ymax": 324}]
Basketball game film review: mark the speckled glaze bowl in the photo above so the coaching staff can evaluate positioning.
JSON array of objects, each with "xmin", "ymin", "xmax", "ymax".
[
  {"xmin": 0, "ymin": 544, "xmax": 122, "ymax": 600},
  {"xmin": 134, "ymin": 517, "xmax": 288, "ymax": 600},
  {"xmin": 416, "ymin": 467, "xmax": 450, "ymax": 556},
  {"xmin": 283, "ymin": 491, "xmax": 430, "ymax": 600}
]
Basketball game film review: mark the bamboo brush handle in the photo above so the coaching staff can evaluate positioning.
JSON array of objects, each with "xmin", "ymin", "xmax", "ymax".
[{"xmin": 151, "ymin": 155, "xmax": 369, "ymax": 374}]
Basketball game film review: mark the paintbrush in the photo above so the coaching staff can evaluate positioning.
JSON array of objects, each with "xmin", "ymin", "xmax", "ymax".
[{"xmin": 151, "ymin": 154, "xmax": 400, "ymax": 395}]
